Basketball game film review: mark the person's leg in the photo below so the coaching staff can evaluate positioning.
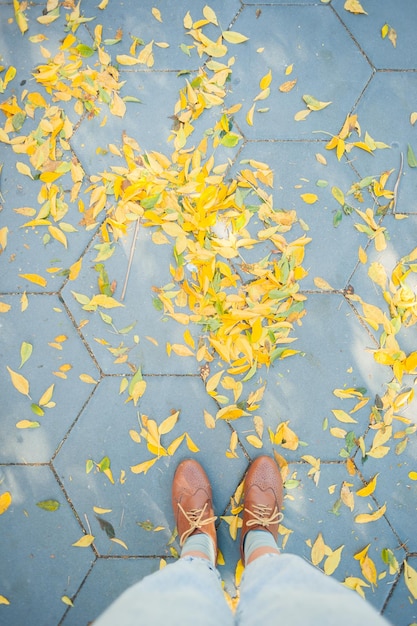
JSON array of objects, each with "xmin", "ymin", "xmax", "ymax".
[
  {"xmin": 237, "ymin": 552, "xmax": 391, "ymax": 626},
  {"xmin": 95, "ymin": 459, "xmax": 233, "ymax": 626},
  {"xmin": 94, "ymin": 555, "xmax": 233, "ymax": 626},
  {"xmin": 236, "ymin": 455, "xmax": 390, "ymax": 626}
]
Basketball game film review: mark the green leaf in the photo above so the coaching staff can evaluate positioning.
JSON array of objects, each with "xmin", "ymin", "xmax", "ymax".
[
  {"xmin": 36, "ymin": 499, "xmax": 60, "ymax": 512},
  {"xmin": 333, "ymin": 209, "xmax": 343, "ymax": 227},
  {"xmin": 316, "ymin": 179, "xmax": 329, "ymax": 188},
  {"xmin": 407, "ymin": 144, "xmax": 417, "ymax": 168},
  {"xmin": 86, "ymin": 459, "xmax": 94, "ymax": 473},
  {"xmin": 31, "ymin": 403, "xmax": 45, "ymax": 416},
  {"xmin": 95, "ymin": 515, "xmax": 116, "ymax": 538},
  {"xmin": 98, "ymin": 456, "xmax": 111, "ymax": 472},
  {"xmin": 19, "ymin": 341, "xmax": 33, "ymax": 368},
  {"xmin": 180, "ymin": 43, "xmax": 191, "ymax": 57},
  {"xmin": 123, "ymin": 96, "xmax": 143, "ymax": 103},
  {"xmin": 76, "ymin": 44, "xmax": 95, "ymax": 57},
  {"xmin": 302, "ymin": 94, "xmax": 332, "ymax": 111},
  {"xmin": 220, "ymin": 133, "xmax": 240, "ymax": 148},
  {"xmin": 128, "ymin": 368, "xmax": 143, "ymax": 396}
]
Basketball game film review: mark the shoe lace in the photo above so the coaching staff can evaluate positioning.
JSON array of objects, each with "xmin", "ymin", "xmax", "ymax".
[
  {"xmin": 178, "ymin": 502, "xmax": 217, "ymax": 546},
  {"xmin": 246, "ymin": 503, "xmax": 283, "ymax": 529}
]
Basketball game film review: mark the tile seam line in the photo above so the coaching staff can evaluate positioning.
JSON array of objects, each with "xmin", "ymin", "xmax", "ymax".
[
  {"xmin": 57, "ymin": 559, "xmax": 96, "ymax": 626},
  {"xmin": 49, "ymin": 461, "xmax": 100, "ymax": 552},
  {"xmin": 58, "ymin": 293, "xmax": 104, "ymax": 376},
  {"xmin": 329, "ymin": 4, "xmax": 375, "ymax": 71},
  {"xmin": 50, "ymin": 381, "xmax": 101, "ymax": 462}
]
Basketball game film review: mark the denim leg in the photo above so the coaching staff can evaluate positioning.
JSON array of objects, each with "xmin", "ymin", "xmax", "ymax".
[
  {"xmin": 236, "ymin": 553, "xmax": 392, "ymax": 626},
  {"xmin": 94, "ymin": 556, "xmax": 234, "ymax": 626}
]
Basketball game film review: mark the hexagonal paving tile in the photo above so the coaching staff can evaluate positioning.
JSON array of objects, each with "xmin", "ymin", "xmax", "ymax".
[
  {"xmin": 231, "ymin": 292, "xmax": 389, "ymax": 462},
  {"xmin": 70, "ymin": 71, "xmax": 186, "ymax": 176},
  {"xmin": 227, "ymin": 4, "xmax": 372, "ymax": 140},
  {"xmin": 60, "ymin": 557, "xmax": 160, "ymax": 626},
  {"xmin": 0, "ymin": 465, "xmax": 94, "ymax": 625},
  {"xmin": 230, "ymin": 141, "xmax": 364, "ymax": 291},
  {"xmin": 61, "ymin": 224, "xmax": 202, "ymax": 376},
  {"xmin": 0, "ymin": 167, "xmax": 98, "ymax": 293},
  {"xmin": 351, "ymin": 72, "xmax": 417, "ymax": 216},
  {"xmin": 53, "ymin": 375, "xmax": 249, "ymax": 557},
  {"xmin": 94, "ymin": 0, "xmax": 241, "ymax": 71},
  {"xmin": 0, "ymin": 294, "xmax": 100, "ymax": 463},
  {"xmin": 332, "ymin": 0, "xmax": 417, "ymax": 70}
]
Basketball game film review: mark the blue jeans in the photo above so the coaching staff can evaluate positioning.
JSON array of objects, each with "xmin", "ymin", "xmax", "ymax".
[{"xmin": 95, "ymin": 553, "xmax": 391, "ymax": 625}]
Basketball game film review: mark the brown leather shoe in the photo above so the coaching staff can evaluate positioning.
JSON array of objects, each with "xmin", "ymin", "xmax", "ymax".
[
  {"xmin": 240, "ymin": 455, "xmax": 284, "ymax": 563},
  {"xmin": 172, "ymin": 459, "xmax": 217, "ymax": 557}
]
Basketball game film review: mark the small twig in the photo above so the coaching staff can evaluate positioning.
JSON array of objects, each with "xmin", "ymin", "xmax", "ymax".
[
  {"xmin": 121, "ymin": 218, "xmax": 141, "ymax": 301},
  {"xmin": 392, "ymin": 152, "xmax": 404, "ymax": 213},
  {"xmin": 84, "ymin": 513, "xmax": 92, "ymax": 535}
]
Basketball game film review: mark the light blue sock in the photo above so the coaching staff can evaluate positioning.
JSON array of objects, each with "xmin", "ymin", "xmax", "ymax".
[
  {"xmin": 181, "ymin": 533, "xmax": 216, "ymax": 565},
  {"xmin": 244, "ymin": 529, "xmax": 279, "ymax": 563}
]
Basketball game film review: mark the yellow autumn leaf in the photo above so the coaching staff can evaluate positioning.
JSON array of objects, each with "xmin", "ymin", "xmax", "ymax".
[
  {"xmin": 151, "ymin": 7, "xmax": 162, "ymax": 22},
  {"xmin": 0, "ymin": 492, "xmax": 12, "ymax": 515},
  {"xmin": 158, "ymin": 411, "xmax": 179, "ymax": 435},
  {"xmin": 203, "ymin": 5, "xmax": 218, "ymax": 25},
  {"xmin": 7, "ymin": 366, "xmax": 30, "ymax": 396},
  {"xmin": 409, "ymin": 471, "xmax": 417, "ymax": 481},
  {"xmin": 16, "ymin": 419, "xmax": 40, "ymax": 429},
  {"xmin": 358, "ymin": 245, "xmax": 367, "ymax": 264},
  {"xmin": 294, "ymin": 109, "xmax": 311, "ymax": 122},
  {"xmin": 279, "ymin": 79, "xmax": 297, "ymax": 93},
  {"xmin": 69, "ymin": 258, "xmax": 82, "ymax": 281},
  {"xmin": 246, "ymin": 103, "xmax": 255, "ymax": 126},
  {"xmin": 170, "ymin": 344, "xmax": 194, "ymax": 357},
  {"xmin": 48, "ymin": 225, "xmax": 68, "ymax": 248},
  {"xmin": 16, "ymin": 161, "xmax": 33, "ymax": 178},
  {"xmin": 93, "ymin": 506, "xmax": 112, "ymax": 514},
  {"xmin": 356, "ymin": 474, "xmax": 379, "ymax": 497},
  {"xmin": 130, "ymin": 458, "xmax": 158, "ymax": 474},
  {"xmin": 344, "ymin": 0, "xmax": 367, "ymax": 15},
  {"xmin": 185, "ymin": 433, "xmax": 200, "ymax": 453},
  {"xmin": 206, "ymin": 370, "xmax": 224, "ymax": 393},
  {"xmin": 331, "ymin": 409, "xmax": 358, "ymax": 424},
  {"xmin": 355, "ymin": 503, "xmax": 386, "ymax": 524},
  {"xmin": 38, "ymin": 383, "xmax": 54, "ymax": 406},
  {"xmin": 251, "ymin": 86, "xmax": 270, "ymax": 104},
  {"xmin": 314, "ymin": 277, "xmax": 334, "ymax": 291},
  {"xmin": 19, "ymin": 273, "xmax": 47, "ymax": 287},
  {"xmin": 343, "ymin": 576, "xmax": 370, "ymax": 599},
  {"xmin": 116, "ymin": 54, "xmax": 140, "ymax": 66},
  {"xmin": 79, "ymin": 374, "xmax": 98, "ymax": 384},
  {"xmin": 217, "ymin": 405, "xmax": 249, "ymax": 420},
  {"xmin": 89, "ymin": 294, "xmax": 124, "ymax": 309},
  {"xmin": 61, "ymin": 596, "xmax": 74, "ymax": 607},
  {"xmin": 404, "ymin": 560, "xmax": 417, "ymax": 599},
  {"xmin": 301, "ymin": 193, "xmax": 318, "ymax": 204},
  {"xmin": 203, "ymin": 410, "xmax": 216, "ymax": 429},
  {"xmin": 222, "ymin": 31, "xmax": 248, "ymax": 44},
  {"xmin": 324, "ymin": 545, "xmax": 344, "ymax": 575},
  {"xmin": 0, "ymin": 301, "xmax": 11, "ymax": 313},
  {"xmin": 72, "ymin": 534, "xmax": 95, "ymax": 547},
  {"xmin": 311, "ymin": 532, "xmax": 325, "ymax": 566},
  {"xmin": 259, "ymin": 69, "xmax": 272, "ymax": 90},
  {"xmin": 111, "ymin": 537, "xmax": 128, "ymax": 550},
  {"xmin": 110, "ymin": 92, "xmax": 126, "ymax": 118},
  {"xmin": 246, "ymin": 435, "xmax": 263, "ymax": 449},
  {"xmin": 0, "ymin": 595, "xmax": 10, "ymax": 605}
]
